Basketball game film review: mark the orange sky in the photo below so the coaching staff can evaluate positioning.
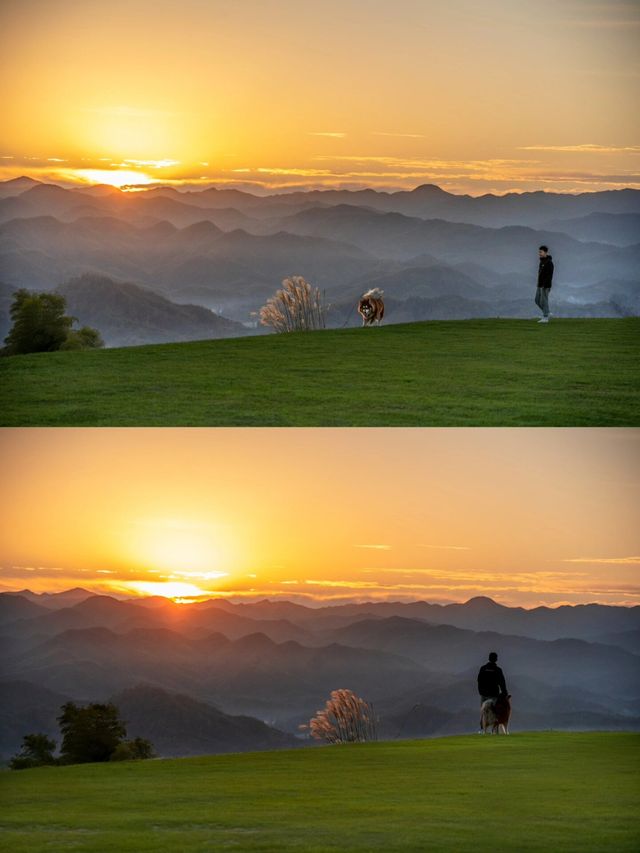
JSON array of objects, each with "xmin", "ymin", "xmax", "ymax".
[
  {"xmin": 1, "ymin": 0, "xmax": 638, "ymax": 193},
  {"xmin": 0, "ymin": 428, "xmax": 638, "ymax": 607}
]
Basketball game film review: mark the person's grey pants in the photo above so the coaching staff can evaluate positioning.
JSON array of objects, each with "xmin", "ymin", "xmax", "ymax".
[{"xmin": 535, "ymin": 287, "xmax": 550, "ymax": 317}]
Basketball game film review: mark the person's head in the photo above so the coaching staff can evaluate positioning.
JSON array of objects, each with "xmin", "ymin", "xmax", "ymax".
[
  {"xmin": 539, "ymin": 245, "xmax": 549, "ymax": 258},
  {"xmin": 488, "ymin": 652, "xmax": 498, "ymax": 663}
]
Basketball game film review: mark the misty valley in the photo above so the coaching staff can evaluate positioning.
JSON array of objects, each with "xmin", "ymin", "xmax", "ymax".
[
  {"xmin": 1, "ymin": 178, "xmax": 638, "ymax": 347},
  {"xmin": 1, "ymin": 589, "xmax": 639, "ymax": 761}
]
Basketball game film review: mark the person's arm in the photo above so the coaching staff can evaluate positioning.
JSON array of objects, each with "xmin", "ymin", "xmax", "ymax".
[
  {"xmin": 477, "ymin": 667, "xmax": 483, "ymax": 694},
  {"xmin": 499, "ymin": 667, "xmax": 508, "ymax": 695}
]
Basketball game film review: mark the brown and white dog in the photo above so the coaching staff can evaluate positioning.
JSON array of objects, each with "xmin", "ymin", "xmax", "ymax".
[
  {"xmin": 480, "ymin": 694, "xmax": 511, "ymax": 734},
  {"xmin": 358, "ymin": 288, "xmax": 385, "ymax": 326}
]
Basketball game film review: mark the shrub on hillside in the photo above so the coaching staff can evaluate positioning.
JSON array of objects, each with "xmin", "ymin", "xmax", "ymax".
[
  {"xmin": 9, "ymin": 733, "xmax": 57, "ymax": 769},
  {"xmin": 60, "ymin": 325, "xmax": 104, "ymax": 350},
  {"xmin": 110, "ymin": 737, "xmax": 155, "ymax": 761}
]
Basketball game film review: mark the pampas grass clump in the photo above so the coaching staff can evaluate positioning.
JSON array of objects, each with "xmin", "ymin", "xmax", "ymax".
[
  {"xmin": 260, "ymin": 276, "xmax": 327, "ymax": 333},
  {"xmin": 301, "ymin": 688, "xmax": 378, "ymax": 744}
]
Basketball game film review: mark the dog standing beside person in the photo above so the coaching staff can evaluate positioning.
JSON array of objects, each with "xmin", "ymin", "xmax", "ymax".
[{"xmin": 477, "ymin": 651, "xmax": 511, "ymax": 733}]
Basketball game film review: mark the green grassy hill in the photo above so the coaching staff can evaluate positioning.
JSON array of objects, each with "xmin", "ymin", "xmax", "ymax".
[
  {"xmin": 1, "ymin": 733, "xmax": 638, "ymax": 852},
  {"xmin": 1, "ymin": 319, "xmax": 638, "ymax": 425}
]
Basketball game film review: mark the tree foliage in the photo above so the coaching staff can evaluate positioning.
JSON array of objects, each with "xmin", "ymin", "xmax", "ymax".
[
  {"xmin": 3, "ymin": 289, "xmax": 103, "ymax": 355},
  {"xmin": 110, "ymin": 737, "xmax": 155, "ymax": 761},
  {"xmin": 60, "ymin": 325, "xmax": 104, "ymax": 350},
  {"xmin": 58, "ymin": 702, "xmax": 127, "ymax": 764},
  {"xmin": 9, "ymin": 733, "xmax": 57, "ymax": 770},
  {"xmin": 10, "ymin": 703, "xmax": 155, "ymax": 769}
]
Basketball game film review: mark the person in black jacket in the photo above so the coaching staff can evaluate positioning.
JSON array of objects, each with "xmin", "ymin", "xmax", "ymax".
[
  {"xmin": 535, "ymin": 245, "xmax": 554, "ymax": 323},
  {"xmin": 477, "ymin": 652, "xmax": 508, "ymax": 704}
]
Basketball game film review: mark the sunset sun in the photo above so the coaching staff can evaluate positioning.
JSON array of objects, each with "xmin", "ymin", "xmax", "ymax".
[
  {"xmin": 67, "ymin": 168, "xmax": 154, "ymax": 188},
  {"xmin": 125, "ymin": 580, "xmax": 214, "ymax": 601}
]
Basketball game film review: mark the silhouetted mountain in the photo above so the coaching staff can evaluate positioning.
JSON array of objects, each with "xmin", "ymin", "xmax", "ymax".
[
  {"xmin": 3, "ymin": 594, "xmax": 314, "ymax": 644},
  {"xmin": 543, "ymin": 213, "xmax": 640, "ymax": 247},
  {"xmin": 330, "ymin": 616, "xmax": 640, "ymax": 698},
  {"xmin": 2, "ymin": 590, "xmax": 638, "ymax": 750},
  {"xmin": 270, "ymin": 204, "xmax": 621, "ymax": 273},
  {"xmin": 57, "ymin": 273, "xmax": 246, "ymax": 346},
  {"xmin": 0, "ymin": 176, "xmax": 43, "ymax": 199},
  {"xmin": 0, "ymin": 680, "xmax": 71, "ymax": 760},
  {"xmin": 0, "ymin": 594, "xmax": 49, "ymax": 625},
  {"xmin": 0, "ymin": 213, "xmax": 373, "ymax": 322},
  {"xmin": 196, "ymin": 595, "xmax": 640, "ymax": 641},
  {"xmin": 0, "ymin": 678, "xmax": 298, "ymax": 760},
  {"xmin": 271, "ymin": 184, "xmax": 640, "ymax": 227},
  {"xmin": 112, "ymin": 685, "xmax": 298, "ymax": 756},
  {"xmin": 1, "ymin": 587, "xmax": 96, "ymax": 610},
  {"xmin": 0, "ymin": 620, "xmax": 425, "ymax": 715},
  {"xmin": 594, "ymin": 629, "xmax": 640, "ymax": 655},
  {"xmin": 1, "ymin": 179, "xmax": 637, "ymax": 331}
]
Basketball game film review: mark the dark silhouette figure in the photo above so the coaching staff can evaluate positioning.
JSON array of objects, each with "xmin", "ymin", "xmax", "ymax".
[
  {"xmin": 535, "ymin": 245, "xmax": 554, "ymax": 323},
  {"xmin": 477, "ymin": 651, "xmax": 508, "ymax": 704}
]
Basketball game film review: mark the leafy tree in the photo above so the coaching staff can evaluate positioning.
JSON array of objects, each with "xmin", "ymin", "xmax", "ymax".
[
  {"xmin": 60, "ymin": 326, "xmax": 104, "ymax": 350},
  {"xmin": 9, "ymin": 733, "xmax": 57, "ymax": 770},
  {"xmin": 3, "ymin": 289, "xmax": 73, "ymax": 354},
  {"xmin": 58, "ymin": 702, "xmax": 127, "ymax": 764},
  {"xmin": 110, "ymin": 737, "xmax": 155, "ymax": 761},
  {"xmin": 3, "ymin": 289, "xmax": 103, "ymax": 355}
]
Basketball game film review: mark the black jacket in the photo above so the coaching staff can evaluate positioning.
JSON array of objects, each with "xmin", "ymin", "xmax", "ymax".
[
  {"xmin": 538, "ymin": 255, "xmax": 554, "ymax": 289},
  {"xmin": 477, "ymin": 662, "xmax": 508, "ymax": 697}
]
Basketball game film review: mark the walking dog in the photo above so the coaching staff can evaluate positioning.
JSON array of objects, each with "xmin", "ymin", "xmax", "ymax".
[{"xmin": 358, "ymin": 288, "xmax": 385, "ymax": 326}]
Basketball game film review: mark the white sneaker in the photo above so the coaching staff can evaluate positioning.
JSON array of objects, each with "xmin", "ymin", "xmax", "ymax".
[{"xmin": 537, "ymin": 317, "xmax": 549, "ymax": 324}]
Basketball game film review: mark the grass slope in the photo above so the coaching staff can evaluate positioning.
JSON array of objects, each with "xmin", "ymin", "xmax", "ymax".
[
  {"xmin": 1, "ymin": 319, "xmax": 638, "ymax": 426},
  {"xmin": 1, "ymin": 733, "xmax": 638, "ymax": 852}
]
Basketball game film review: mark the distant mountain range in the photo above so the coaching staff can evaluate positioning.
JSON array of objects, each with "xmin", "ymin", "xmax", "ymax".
[
  {"xmin": 0, "ymin": 178, "xmax": 638, "ymax": 342},
  {"xmin": 0, "ymin": 680, "xmax": 296, "ymax": 759},
  {"xmin": 1, "ymin": 590, "xmax": 638, "ymax": 758},
  {"xmin": 58, "ymin": 274, "xmax": 247, "ymax": 347}
]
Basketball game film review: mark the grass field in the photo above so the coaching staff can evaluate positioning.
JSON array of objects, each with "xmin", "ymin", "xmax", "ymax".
[
  {"xmin": 0, "ymin": 733, "xmax": 638, "ymax": 852},
  {"xmin": 1, "ymin": 319, "xmax": 638, "ymax": 425}
]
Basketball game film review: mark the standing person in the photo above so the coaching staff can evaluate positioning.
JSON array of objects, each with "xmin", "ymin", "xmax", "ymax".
[
  {"xmin": 535, "ymin": 245, "xmax": 554, "ymax": 323},
  {"xmin": 477, "ymin": 651, "xmax": 508, "ymax": 705}
]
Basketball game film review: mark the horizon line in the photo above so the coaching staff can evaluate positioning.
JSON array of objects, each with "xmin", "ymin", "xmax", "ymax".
[
  {"xmin": 2, "ymin": 587, "xmax": 637, "ymax": 610},
  {"xmin": 2, "ymin": 173, "xmax": 639, "ymax": 199}
]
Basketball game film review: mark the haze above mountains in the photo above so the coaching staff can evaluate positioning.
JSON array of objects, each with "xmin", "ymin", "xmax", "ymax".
[
  {"xmin": 1, "ymin": 589, "xmax": 638, "ymax": 759},
  {"xmin": 1, "ymin": 177, "xmax": 638, "ymax": 345}
]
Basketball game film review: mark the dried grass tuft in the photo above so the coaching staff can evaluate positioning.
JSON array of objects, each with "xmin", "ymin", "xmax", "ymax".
[
  {"xmin": 307, "ymin": 688, "xmax": 378, "ymax": 744},
  {"xmin": 260, "ymin": 276, "xmax": 327, "ymax": 333}
]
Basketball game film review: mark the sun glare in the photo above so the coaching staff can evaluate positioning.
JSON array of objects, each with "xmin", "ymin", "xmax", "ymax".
[
  {"xmin": 125, "ymin": 580, "xmax": 212, "ymax": 601},
  {"xmin": 126, "ymin": 518, "xmax": 230, "ymax": 574},
  {"xmin": 67, "ymin": 168, "xmax": 154, "ymax": 188}
]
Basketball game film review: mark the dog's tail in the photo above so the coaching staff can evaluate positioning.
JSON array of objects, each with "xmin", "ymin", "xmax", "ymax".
[{"xmin": 363, "ymin": 287, "xmax": 384, "ymax": 299}]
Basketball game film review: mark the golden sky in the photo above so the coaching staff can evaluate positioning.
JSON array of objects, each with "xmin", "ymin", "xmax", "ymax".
[
  {"xmin": 1, "ymin": 428, "xmax": 638, "ymax": 607},
  {"xmin": 1, "ymin": 0, "xmax": 638, "ymax": 193}
]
